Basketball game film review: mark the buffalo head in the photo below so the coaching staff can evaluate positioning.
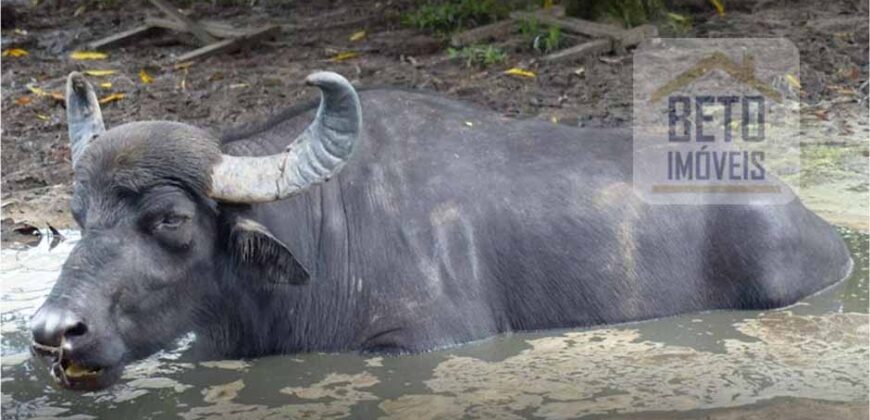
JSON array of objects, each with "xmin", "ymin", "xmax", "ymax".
[{"xmin": 28, "ymin": 71, "xmax": 361, "ymax": 390}]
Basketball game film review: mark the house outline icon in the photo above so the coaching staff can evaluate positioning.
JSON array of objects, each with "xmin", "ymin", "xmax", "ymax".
[{"xmin": 648, "ymin": 51, "xmax": 782, "ymax": 103}]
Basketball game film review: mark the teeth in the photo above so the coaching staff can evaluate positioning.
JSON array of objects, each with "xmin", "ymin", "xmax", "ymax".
[{"xmin": 63, "ymin": 362, "xmax": 101, "ymax": 378}]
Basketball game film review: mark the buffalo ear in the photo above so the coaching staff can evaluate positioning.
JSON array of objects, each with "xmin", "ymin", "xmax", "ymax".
[{"xmin": 229, "ymin": 217, "xmax": 309, "ymax": 285}]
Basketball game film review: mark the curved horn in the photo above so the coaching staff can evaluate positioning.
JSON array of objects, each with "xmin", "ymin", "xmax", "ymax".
[
  {"xmin": 209, "ymin": 71, "xmax": 362, "ymax": 203},
  {"xmin": 65, "ymin": 72, "xmax": 105, "ymax": 166}
]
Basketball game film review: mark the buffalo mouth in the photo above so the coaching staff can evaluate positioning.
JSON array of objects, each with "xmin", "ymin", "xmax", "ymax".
[{"xmin": 31, "ymin": 343, "xmax": 121, "ymax": 391}]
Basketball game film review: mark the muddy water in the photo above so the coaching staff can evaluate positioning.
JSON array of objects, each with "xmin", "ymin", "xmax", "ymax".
[{"xmin": 1, "ymin": 229, "xmax": 867, "ymax": 419}]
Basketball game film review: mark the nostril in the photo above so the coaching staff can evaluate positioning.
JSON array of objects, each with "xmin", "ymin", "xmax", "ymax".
[
  {"xmin": 30, "ymin": 307, "xmax": 87, "ymax": 347},
  {"xmin": 65, "ymin": 322, "xmax": 88, "ymax": 338}
]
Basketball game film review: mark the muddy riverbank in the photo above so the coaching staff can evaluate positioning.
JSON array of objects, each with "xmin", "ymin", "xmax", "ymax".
[{"xmin": 1, "ymin": 0, "xmax": 867, "ymax": 233}]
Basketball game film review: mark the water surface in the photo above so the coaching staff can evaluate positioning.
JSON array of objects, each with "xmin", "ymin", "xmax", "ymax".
[{"xmin": 2, "ymin": 229, "xmax": 867, "ymax": 419}]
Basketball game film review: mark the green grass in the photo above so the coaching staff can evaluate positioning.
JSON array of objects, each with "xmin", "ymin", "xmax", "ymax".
[
  {"xmin": 402, "ymin": 0, "xmax": 537, "ymax": 35},
  {"xmin": 797, "ymin": 144, "xmax": 855, "ymax": 187},
  {"xmin": 403, "ymin": 0, "xmax": 503, "ymax": 34},
  {"xmin": 447, "ymin": 44, "xmax": 508, "ymax": 67},
  {"xmin": 564, "ymin": 0, "xmax": 668, "ymax": 28},
  {"xmin": 76, "ymin": 0, "xmax": 263, "ymax": 9},
  {"xmin": 518, "ymin": 17, "xmax": 564, "ymax": 54}
]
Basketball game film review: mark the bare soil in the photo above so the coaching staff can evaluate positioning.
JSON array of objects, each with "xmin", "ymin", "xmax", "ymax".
[{"xmin": 1, "ymin": 0, "xmax": 867, "ymax": 235}]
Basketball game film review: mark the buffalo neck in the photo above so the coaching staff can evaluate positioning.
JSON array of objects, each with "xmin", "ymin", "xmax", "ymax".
[{"xmin": 198, "ymin": 183, "xmax": 362, "ymax": 357}]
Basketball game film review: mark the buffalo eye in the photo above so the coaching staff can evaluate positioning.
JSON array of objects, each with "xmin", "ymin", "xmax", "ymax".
[
  {"xmin": 138, "ymin": 188, "xmax": 196, "ymax": 248},
  {"xmin": 149, "ymin": 211, "xmax": 193, "ymax": 250},
  {"xmin": 156, "ymin": 213, "xmax": 189, "ymax": 231}
]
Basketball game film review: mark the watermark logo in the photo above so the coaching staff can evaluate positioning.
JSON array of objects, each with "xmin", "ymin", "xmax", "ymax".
[{"xmin": 633, "ymin": 39, "xmax": 800, "ymax": 205}]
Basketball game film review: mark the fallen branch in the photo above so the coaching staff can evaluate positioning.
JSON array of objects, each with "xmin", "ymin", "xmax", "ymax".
[
  {"xmin": 613, "ymin": 24, "xmax": 658, "ymax": 54},
  {"xmin": 175, "ymin": 24, "xmax": 278, "ymax": 63},
  {"xmin": 450, "ymin": 20, "xmax": 516, "ymax": 47},
  {"xmin": 148, "ymin": 0, "xmax": 216, "ymax": 45},
  {"xmin": 541, "ymin": 38, "xmax": 611, "ymax": 62},
  {"xmin": 145, "ymin": 17, "xmax": 251, "ymax": 38},
  {"xmin": 88, "ymin": 25, "xmax": 162, "ymax": 50},
  {"xmin": 510, "ymin": 10, "xmax": 625, "ymax": 40}
]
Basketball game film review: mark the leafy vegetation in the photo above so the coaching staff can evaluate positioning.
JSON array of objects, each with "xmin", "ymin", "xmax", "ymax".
[
  {"xmin": 402, "ymin": 0, "xmax": 537, "ymax": 34},
  {"xmin": 447, "ymin": 44, "xmax": 508, "ymax": 67},
  {"xmin": 797, "ymin": 144, "xmax": 857, "ymax": 187},
  {"xmin": 403, "ymin": 0, "xmax": 504, "ymax": 34},
  {"xmin": 663, "ymin": 11, "xmax": 693, "ymax": 33},
  {"xmin": 518, "ymin": 18, "xmax": 564, "ymax": 54},
  {"xmin": 564, "ymin": 0, "xmax": 668, "ymax": 28}
]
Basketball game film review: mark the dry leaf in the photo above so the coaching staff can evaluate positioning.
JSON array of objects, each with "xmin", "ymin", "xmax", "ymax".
[
  {"xmin": 35, "ymin": 113, "xmax": 49, "ymax": 121},
  {"xmin": 599, "ymin": 56, "xmax": 625, "ymax": 64},
  {"xmin": 464, "ymin": 121, "xmax": 473, "ymax": 127},
  {"xmin": 2, "ymin": 48, "xmax": 29, "ymax": 57},
  {"xmin": 831, "ymin": 86, "xmax": 857, "ymax": 96},
  {"xmin": 709, "ymin": 0, "xmax": 725, "ymax": 15},
  {"xmin": 84, "ymin": 69, "xmax": 116, "ymax": 76},
  {"xmin": 16, "ymin": 96, "xmax": 32, "ymax": 106},
  {"xmin": 139, "ymin": 69, "xmax": 153, "ymax": 84},
  {"xmin": 26, "ymin": 85, "xmax": 46, "ymax": 96},
  {"xmin": 174, "ymin": 61, "xmax": 194, "ymax": 70},
  {"xmin": 100, "ymin": 82, "xmax": 113, "ymax": 88},
  {"xmin": 330, "ymin": 51, "xmax": 359, "ymax": 62},
  {"xmin": 26, "ymin": 85, "xmax": 63, "ymax": 102},
  {"xmin": 785, "ymin": 74, "xmax": 801, "ymax": 89},
  {"xmin": 504, "ymin": 67, "xmax": 536, "ymax": 78},
  {"xmin": 73, "ymin": 5, "xmax": 86, "ymax": 16},
  {"xmin": 98, "ymin": 93, "xmax": 125, "ymax": 104},
  {"xmin": 349, "ymin": 31, "xmax": 366, "ymax": 42},
  {"xmin": 668, "ymin": 12, "xmax": 689, "ymax": 23},
  {"xmin": 70, "ymin": 51, "xmax": 108, "ymax": 60}
]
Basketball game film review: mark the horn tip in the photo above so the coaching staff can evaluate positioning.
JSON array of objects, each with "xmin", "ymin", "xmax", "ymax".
[
  {"xmin": 305, "ymin": 71, "xmax": 351, "ymax": 88},
  {"xmin": 66, "ymin": 72, "xmax": 92, "ymax": 96}
]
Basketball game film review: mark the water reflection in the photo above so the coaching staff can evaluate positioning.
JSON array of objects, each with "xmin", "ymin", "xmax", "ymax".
[
  {"xmin": 0, "ymin": 221, "xmax": 65, "ymax": 251},
  {"xmin": 1, "ymin": 230, "xmax": 867, "ymax": 419}
]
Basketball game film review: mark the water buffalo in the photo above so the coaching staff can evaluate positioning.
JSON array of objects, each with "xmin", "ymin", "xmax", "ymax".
[{"xmin": 29, "ymin": 71, "xmax": 851, "ymax": 390}]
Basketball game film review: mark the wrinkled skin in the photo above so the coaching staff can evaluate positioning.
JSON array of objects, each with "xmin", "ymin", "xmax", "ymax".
[
  {"xmin": 30, "ymin": 87, "xmax": 853, "ymax": 391},
  {"xmin": 30, "ymin": 122, "xmax": 227, "ymax": 390},
  {"xmin": 36, "ymin": 190, "xmax": 218, "ymax": 388}
]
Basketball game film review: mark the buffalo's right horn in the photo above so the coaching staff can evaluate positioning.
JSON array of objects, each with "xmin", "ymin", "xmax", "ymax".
[
  {"xmin": 65, "ymin": 72, "xmax": 106, "ymax": 166},
  {"xmin": 209, "ymin": 71, "xmax": 362, "ymax": 203}
]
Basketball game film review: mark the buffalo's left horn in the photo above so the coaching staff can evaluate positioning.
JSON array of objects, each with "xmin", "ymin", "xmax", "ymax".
[
  {"xmin": 209, "ymin": 71, "xmax": 362, "ymax": 203},
  {"xmin": 66, "ymin": 72, "xmax": 106, "ymax": 166}
]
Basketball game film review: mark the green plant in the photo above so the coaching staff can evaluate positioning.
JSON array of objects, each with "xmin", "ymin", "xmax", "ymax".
[
  {"xmin": 564, "ymin": 0, "xmax": 667, "ymax": 28},
  {"xmin": 402, "ymin": 0, "xmax": 538, "ymax": 35},
  {"xmin": 447, "ymin": 44, "xmax": 508, "ymax": 67},
  {"xmin": 402, "ymin": 0, "xmax": 501, "ymax": 34},
  {"xmin": 518, "ymin": 18, "xmax": 563, "ymax": 54},
  {"xmin": 538, "ymin": 25, "xmax": 562, "ymax": 53},
  {"xmin": 81, "ymin": 0, "xmax": 264, "ymax": 8},
  {"xmin": 664, "ymin": 12, "xmax": 693, "ymax": 33},
  {"xmin": 518, "ymin": 16, "xmax": 540, "ymax": 41}
]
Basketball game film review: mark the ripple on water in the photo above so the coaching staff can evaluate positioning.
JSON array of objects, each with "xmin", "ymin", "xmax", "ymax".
[
  {"xmin": 376, "ymin": 311, "xmax": 869, "ymax": 419},
  {"xmin": 1, "ymin": 231, "xmax": 867, "ymax": 419}
]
